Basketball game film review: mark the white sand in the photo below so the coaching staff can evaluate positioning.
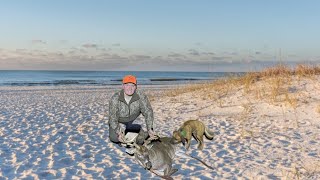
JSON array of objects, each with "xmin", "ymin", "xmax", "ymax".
[{"xmin": 0, "ymin": 76, "xmax": 319, "ymax": 179}]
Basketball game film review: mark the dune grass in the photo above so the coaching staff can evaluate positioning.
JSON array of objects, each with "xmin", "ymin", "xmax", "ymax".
[{"xmin": 165, "ymin": 63, "xmax": 320, "ymax": 108}]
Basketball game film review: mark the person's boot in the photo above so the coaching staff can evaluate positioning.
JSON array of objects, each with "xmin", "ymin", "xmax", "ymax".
[
  {"xmin": 135, "ymin": 130, "xmax": 148, "ymax": 145},
  {"xmin": 125, "ymin": 148, "xmax": 135, "ymax": 156}
]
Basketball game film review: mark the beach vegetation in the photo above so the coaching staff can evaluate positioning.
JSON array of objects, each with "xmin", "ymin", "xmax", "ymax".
[
  {"xmin": 166, "ymin": 63, "xmax": 319, "ymax": 103},
  {"xmin": 163, "ymin": 63, "xmax": 319, "ymax": 130},
  {"xmin": 300, "ymin": 159, "xmax": 320, "ymax": 178},
  {"xmin": 282, "ymin": 166, "xmax": 301, "ymax": 180}
]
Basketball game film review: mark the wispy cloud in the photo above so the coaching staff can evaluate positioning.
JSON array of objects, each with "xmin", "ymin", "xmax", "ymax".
[
  {"xmin": 211, "ymin": 56, "xmax": 232, "ymax": 61},
  {"xmin": 1, "ymin": 44, "xmax": 316, "ymax": 71},
  {"xmin": 188, "ymin": 49, "xmax": 200, "ymax": 56},
  {"xmin": 202, "ymin": 52, "xmax": 215, "ymax": 56},
  {"xmin": 168, "ymin": 53, "xmax": 186, "ymax": 59},
  {"xmin": 194, "ymin": 42, "xmax": 204, "ymax": 47},
  {"xmin": 82, "ymin": 43, "xmax": 98, "ymax": 48},
  {"xmin": 31, "ymin": 40, "xmax": 47, "ymax": 45},
  {"xmin": 130, "ymin": 55, "xmax": 151, "ymax": 60},
  {"xmin": 112, "ymin": 43, "xmax": 121, "ymax": 46}
]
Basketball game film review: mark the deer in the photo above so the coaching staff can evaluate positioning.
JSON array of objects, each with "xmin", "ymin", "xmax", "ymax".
[{"xmin": 123, "ymin": 133, "xmax": 213, "ymax": 179}]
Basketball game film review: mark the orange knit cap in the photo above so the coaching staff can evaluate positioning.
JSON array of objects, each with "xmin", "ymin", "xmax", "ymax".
[{"xmin": 122, "ymin": 75, "xmax": 137, "ymax": 84}]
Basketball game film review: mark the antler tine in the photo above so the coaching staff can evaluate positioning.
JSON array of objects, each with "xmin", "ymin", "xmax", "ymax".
[
  {"xmin": 132, "ymin": 141, "xmax": 141, "ymax": 150},
  {"xmin": 143, "ymin": 139, "xmax": 152, "ymax": 146},
  {"xmin": 120, "ymin": 137, "xmax": 134, "ymax": 147},
  {"xmin": 144, "ymin": 134, "xmax": 161, "ymax": 146}
]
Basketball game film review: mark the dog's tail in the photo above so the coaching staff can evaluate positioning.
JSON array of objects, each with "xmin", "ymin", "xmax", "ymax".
[{"xmin": 204, "ymin": 127, "xmax": 214, "ymax": 140}]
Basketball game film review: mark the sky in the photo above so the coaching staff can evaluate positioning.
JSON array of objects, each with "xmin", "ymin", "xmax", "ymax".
[{"xmin": 0, "ymin": 0, "xmax": 320, "ymax": 72}]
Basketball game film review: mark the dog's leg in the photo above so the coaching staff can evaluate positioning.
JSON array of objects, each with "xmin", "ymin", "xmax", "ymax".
[
  {"xmin": 185, "ymin": 139, "xmax": 191, "ymax": 150},
  {"xmin": 192, "ymin": 131, "xmax": 203, "ymax": 150},
  {"xmin": 196, "ymin": 134, "xmax": 204, "ymax": 150},
  {"xmin": 184, "ymin": 126, "xmax": 192, "ymax": 150}
]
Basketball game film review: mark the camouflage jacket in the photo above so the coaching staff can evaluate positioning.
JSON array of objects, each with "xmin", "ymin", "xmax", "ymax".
[{"xmin": 108, "ymin": 89, "xmax": 154, "ymax": 133}]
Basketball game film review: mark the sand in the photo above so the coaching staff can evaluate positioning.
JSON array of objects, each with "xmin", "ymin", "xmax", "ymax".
[{"xmin": 0, "ymin": 76, "xmax": 319, "ymax": 179}]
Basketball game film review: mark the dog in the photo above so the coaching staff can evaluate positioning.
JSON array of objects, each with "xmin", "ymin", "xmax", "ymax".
[{"xmin": 172, "ymin": 120, "xmax": 214, "ymax": 150}]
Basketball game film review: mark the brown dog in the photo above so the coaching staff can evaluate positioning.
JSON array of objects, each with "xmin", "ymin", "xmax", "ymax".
[{"xmin": 172, "ymin": 120, "xmax": 214, "ymax": 150}]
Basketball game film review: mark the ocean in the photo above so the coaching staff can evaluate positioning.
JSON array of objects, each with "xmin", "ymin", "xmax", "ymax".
[{"xmin": 0, "ymin": 70, "xmax": 244, "ymax": 86}]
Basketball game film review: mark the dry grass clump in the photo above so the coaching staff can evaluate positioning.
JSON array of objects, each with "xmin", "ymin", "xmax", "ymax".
[
  {"xmin": 261, "ymin": 64, "xmax": 292, "ymax": 77},
  {"xmin": 235, "ymin": 64, "xmax": 320, "ymax": 106},
  {"xmin": 164, "ymin": 63, "xmax": 319, "ymax": 108},
  {"xmin": 295, "ymin": 64, "xmax": 320, "ymax": 77},
  {"xmin": 244, "ymin": 63, "xmax": 320, "ymax": 80},
  {"xmin": 165, "ymin": 78, "xmax": 237, "ymax": 98},
  {"xmin": 317, "ymin": 104, "xmax": 320, "ymax": 114},
  {"xmin": 301, "ymin": 159, "xmax": 320, "ymax": 178}
]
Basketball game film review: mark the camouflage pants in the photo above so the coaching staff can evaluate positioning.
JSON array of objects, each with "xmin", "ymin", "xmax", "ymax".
[{"xmin": 109, "ymin": 121, "xmax": 148, "ymax": 145}]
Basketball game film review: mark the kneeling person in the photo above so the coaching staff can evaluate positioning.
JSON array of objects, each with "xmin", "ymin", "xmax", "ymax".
[{"xmin": 108, "ymin": 75, "xmax": 157, "ymax": 145}]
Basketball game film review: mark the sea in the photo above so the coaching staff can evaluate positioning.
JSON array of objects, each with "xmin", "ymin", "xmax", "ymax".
[{"xmin": 0, "ymin": 70, "xmax": 245, "ymax": 87}]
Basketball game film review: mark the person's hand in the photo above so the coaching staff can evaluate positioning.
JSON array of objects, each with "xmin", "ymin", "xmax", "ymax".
[{"xmin": 148, "ymin": 130, "xmax": 159, "ymax": 140}]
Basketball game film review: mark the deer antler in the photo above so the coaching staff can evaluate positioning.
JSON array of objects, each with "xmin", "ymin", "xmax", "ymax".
[{"xmin": 143, "ymin": 134, "xmax": 161, "ymax": 148}]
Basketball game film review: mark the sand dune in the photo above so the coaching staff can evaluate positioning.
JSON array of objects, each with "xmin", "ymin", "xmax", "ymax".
[{"xmin": 0, "ymin": 75, "xmax": 319, "ymax": 179}]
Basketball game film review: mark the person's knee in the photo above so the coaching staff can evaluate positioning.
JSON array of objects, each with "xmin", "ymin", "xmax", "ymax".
[
  {"xmin": 109, "ymin": 134, "xmax": 120, "ymax": 143},
  {"xmin": 136, "ymin": 130, "xmax": 148, "ymax": 145},
  {"xmin": 109, "ymin": 127, "xmax": 120, "ymax": 143}
]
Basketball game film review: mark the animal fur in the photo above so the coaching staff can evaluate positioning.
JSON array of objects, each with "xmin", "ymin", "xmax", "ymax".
[
  {"xmin": 132, "ymin": 136, "xmax": 214, "ymax": 179},
  {"xmin": 134, "ymin": 137, "xmax": 178, "ymax": 179},
  {"xmin": 172, "ymin": 120, "xmax": 214, "ymax": 150}
]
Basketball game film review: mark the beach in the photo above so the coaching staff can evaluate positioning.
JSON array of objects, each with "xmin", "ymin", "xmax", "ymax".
[{"xmin": 0, "ymin": 73, "xmax": 320, "ymax": 179}]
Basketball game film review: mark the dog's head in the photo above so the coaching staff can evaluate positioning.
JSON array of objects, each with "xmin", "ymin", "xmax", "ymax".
[{"xmin": 172, "ymin": 129, "xmax": 186, "ymax": 145}]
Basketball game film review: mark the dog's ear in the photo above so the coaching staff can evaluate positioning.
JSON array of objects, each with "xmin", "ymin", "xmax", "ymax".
[
  {"xmin": 173, "ymin": 130, "xmax": 179, "ymax": 136},
  {"xmin": 173, "ymin": 130, "xmax": 177, "ymax": 133}
]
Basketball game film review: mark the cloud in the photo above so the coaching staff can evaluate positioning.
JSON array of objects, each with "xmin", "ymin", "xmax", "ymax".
[
  {"xmin": 168, "ymin": 53, "xmax": 186, "ymax": 59},
  {"xmin": 211, "ymin": 56, "xmax": 232, "ymax": 61},
  {"xmin": 15, "ymin": 49, "xmax": 28, "ymax": 53},
  {"xmin": 112, "ymin": 43, "xmax": 121, "ymax": 46},
  {"xmin": 82, "ymin": 43, "xmax": 98, "ymax": 48},
  {"xmin": 255, "ymin": 51, "xmax": 262, "ymax": 55},
  {"xmin": 98, "ymin": 48, "xmax": 109, "ymax": 52},
  {"xmin": 188, "ymin": 49, "xmax": 200, "ymax": 56},
  {"xmin": 31, "ymin": 40, "xmax": 47, "ymax": 45},
  {"xmin": 194, "ymin": 42, "xmax": 204, "ymax": 47},
  {"xmin": 202, "ymin": 52, "xmax": 215, "ymax": 56},
  {"xmin": 130, "ymin": 55, "xmax": 151, "ymax": 60},
  {"xmin": 288, "ymin": 54, "xmax": 298, "ymax": 58}
]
